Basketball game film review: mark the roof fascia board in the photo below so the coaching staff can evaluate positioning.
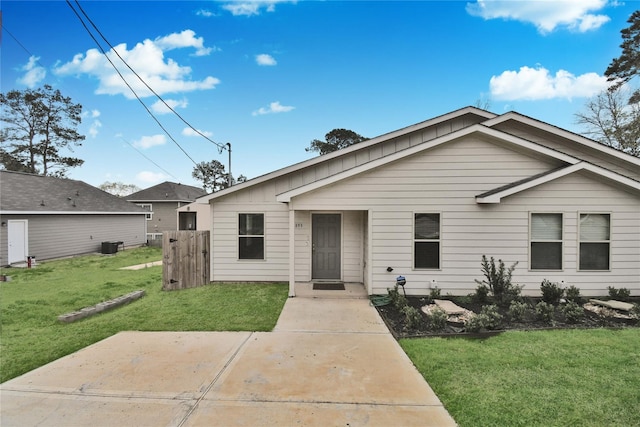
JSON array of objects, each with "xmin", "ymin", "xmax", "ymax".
[
  {"xmin": 276, "ymin": 125, "xmax": 580, "ymax": 202},
  {"xmin": 202, "ymin": 107, "xmax": 497, "ymax": 203},
  {"xmin": 476, "ymin": 162, "xmax": 640, "ymax": 203},
  {"xmin": 483, "ymin": 112, "xmax": 640, "ymax": 168}
]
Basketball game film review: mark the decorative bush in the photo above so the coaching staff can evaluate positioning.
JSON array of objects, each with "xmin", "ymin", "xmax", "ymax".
[
  {"xmin": 562, "ymin": 301, "xmax": 585, "ymax": 324},
  {"xmin": 540, "ymin": 280, "xmax": 565, "ymax": 305},
  {"xmin": 479, "ymin": 304, "xmax": 503, "ymax": 330},
  {"xmin": 426, "ymin": 307, "xmax": 448, "ymax": 331},
  {"xmin": 565, "ymin": 285, "xmax": 582, "ymax": 303},
  {"xmin": 429, "ymin": 286, "xmax": 441, "ymax": 301},
  {"xmin": 607, "ymin": 286, "xmax": 631, "ymax": 301},
  {"xmin": 508, "ymin": 300, "xmax": 529, "ymax": 322},
  {"xmin": 535, "ymin": 301, "xmax": 555, "ymax": 325},
  {"xmin": 474, "ymin": 255, "xmax": 522, "ymax": 306},
  {"xmin": 401, "ymin": 305, "xmax": 423, "ymax": 330},
  {"xmin": 464, "ymin": 314, "xmax": 486, "ymax": 333},
  {"xmin": 388, "ymin": 284, "xmax": 407, "ymax": 309},
  {"xmin": 473, "ymin": 284, "xmax": 490, "ymax": 304}
]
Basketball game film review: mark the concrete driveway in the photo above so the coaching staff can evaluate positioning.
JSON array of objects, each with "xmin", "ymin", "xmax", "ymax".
[{"xmin": 1, "ymin": 293, "xmax": 456, "ymax": 426}]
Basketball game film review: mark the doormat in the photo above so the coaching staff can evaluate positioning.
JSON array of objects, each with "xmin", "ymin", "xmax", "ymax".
[{"xmin": 313, "ymin": 283, "xmax": 345, "ymax": 291}]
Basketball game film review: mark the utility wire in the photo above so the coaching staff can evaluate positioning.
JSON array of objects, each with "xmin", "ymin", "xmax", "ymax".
[
  {"xmin": 2, "ymin": 21, "xmax": 181, "ymax": 182},
  {"xmin": 66, "ymin": 0, "xmax": 199, "ymax": 166},
  {"xmin": 71, "ymin": 0, "xmax": 228, "ymax": 153}
]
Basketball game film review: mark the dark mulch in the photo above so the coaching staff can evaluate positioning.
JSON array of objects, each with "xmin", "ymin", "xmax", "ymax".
[{"xmin": 375, "ymin": 295, "xmax": 640, "ymax": 339}]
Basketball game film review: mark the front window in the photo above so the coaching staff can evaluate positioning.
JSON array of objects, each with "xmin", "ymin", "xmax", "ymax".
[
  {"xmin": 579, "ymin": 213, "xmax": 610, "ymax": 270},
  {"xmin": 414, "ymin": 213, "xmax": 440, "ymax": 269},
  {"xmin": 530, "ymin": 213, "xmax": 563, "ymax": 270},
  {"xmin": 239, "ymin": 213, "xmax": 264, "ymax": 260}
]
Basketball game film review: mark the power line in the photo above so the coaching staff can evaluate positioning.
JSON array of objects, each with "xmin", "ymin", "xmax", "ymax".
[
  {"xmin": 2, "ymin": 21, "xmax": 182, "ymax": 182},
  {"xmin": 65, "ymin": 0, "xmax": 199, "ymax": 166},
  {"xmin": 70, "ymin": 0, "xmax": 228, "ymax": 153}
]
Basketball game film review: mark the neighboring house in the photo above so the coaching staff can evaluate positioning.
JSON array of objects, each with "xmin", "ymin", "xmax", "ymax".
[
  {"xmin": 0, "ymin": 171, "xmax": 147, "ymax": 266},
  {"xmin": 199, "ymin": 107, "xmax": 640, "ymax": 297},
  {"xmin": 127, "ymin": 182, "xmax": 207, "ymax": 241}
]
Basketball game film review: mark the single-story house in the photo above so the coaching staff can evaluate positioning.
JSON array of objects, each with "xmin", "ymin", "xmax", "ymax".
[
  {"xmin": 0, "ymin": 171, "xmax": 148, "ymax": 266},
  {"xmin": 197, "ymin": 107, "xmax": 640, "ymax": 297},
  {"xmin": 127, "ymin": 181, "xmax": 207, "ymax": 241}
]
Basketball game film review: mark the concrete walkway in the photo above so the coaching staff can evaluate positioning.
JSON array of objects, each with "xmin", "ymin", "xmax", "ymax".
[{"xmin": 1, "ymin": 290, "xmax": 456, "ymax": 426}]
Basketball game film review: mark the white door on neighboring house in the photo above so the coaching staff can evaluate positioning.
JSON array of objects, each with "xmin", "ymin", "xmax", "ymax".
[{"xmin": 8, "ymin": 220, "xmax": 28, "ymax": 264}]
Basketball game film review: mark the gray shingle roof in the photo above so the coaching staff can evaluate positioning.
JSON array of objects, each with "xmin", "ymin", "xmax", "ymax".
[
  {"xmin": 0, "ymin": 170, "xmax": 147, "ymax": 213},
  {"xmin": 126, "ymin": 181, "xmax": 207, "ymax": 202}
]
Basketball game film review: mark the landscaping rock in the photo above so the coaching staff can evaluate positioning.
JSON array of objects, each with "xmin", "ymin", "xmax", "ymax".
[
  {"xmin": 589, "ymin": 299, "xmax": 635, "ymax": 312},
  {"xmin": 433, "ymin": 299, "xmax": 467, "ymax": 315}
]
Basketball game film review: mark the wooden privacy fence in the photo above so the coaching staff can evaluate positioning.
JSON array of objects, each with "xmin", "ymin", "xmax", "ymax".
[{"xmin": 162, "ymin": 231, "xmax": 210, "ymax": 291}]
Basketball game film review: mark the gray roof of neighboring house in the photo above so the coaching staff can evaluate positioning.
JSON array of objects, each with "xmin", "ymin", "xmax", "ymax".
[
  {"xmin": 0, "ymin": 170, "xmax": 147, "ymax": 214},
  {"xmin": 126, "ymin": 181, "xmax": 207, "ymax": 202}
]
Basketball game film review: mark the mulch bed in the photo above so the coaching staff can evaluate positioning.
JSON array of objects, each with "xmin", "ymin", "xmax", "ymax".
[{"xmin": 375, "ymin": 296, "xmax": 640, "ymax": 339}]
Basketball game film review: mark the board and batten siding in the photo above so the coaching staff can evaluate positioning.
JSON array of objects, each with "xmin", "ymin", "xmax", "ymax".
[
  {"xmin": 288, "ymin": 136, "xmax": 640, "ymax": 296},
  {"xmin": 0, "ymin": 214, "xmax": 146, "ymax": 264}
]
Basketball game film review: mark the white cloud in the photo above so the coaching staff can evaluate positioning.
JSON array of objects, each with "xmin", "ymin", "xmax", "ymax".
[
  {"xmin": 196, "ymin": 9, "xmax": 217, "ymax": 17},
  {"xmin": 151, "ymin": 98, "xmax": 189, "ymax": 114},
  {"xmin": 466, "ymin": 0, "xmax": 610, "ymax": 33},
  {"xmin": 133, "ymin": 134, "xmax": 167, "ymax": 149},
  {"xmin": 17, "ymin": 55, "xmax": 46, "ymax": 88},
  {"xmin": 182, "ymin": 127, "xmax": 213, "ymax": 137},
  {"xmin": 256, "ymin": 54, "xmax": 277, "ymax": 66},
  {"xmin": 154, "ymin": 30, "xmax": 216, "ymax": 56},
  {"xmin": 53, "ymin": 30, "xmax": 220, "ymax": 99},
  {"xmin": 489, "ymin": 66, "xmax": 610, "ymax": 101},
  {"xmin": 221, "ymin": 0, "xmax": 294, "ymax": 16},
  {"xmin": 90, "ymin": 109, "xmax": 101, "ymax": 118},
  {"xmin": 136, "ymin": 171, "xmax": 167, "ymax": 183},
  {"xmin": 252, "ymin": 101, "xmax": 295, "ymax": 116},
  {"xmin": 88, "ymin": 119, "xmax": 102, "ymax": 138}
]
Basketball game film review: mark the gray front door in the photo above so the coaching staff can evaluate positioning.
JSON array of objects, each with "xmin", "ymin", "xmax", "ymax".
[{"xmin": 312, "ymin": 214, "xmax": 341, "ymax": 280}]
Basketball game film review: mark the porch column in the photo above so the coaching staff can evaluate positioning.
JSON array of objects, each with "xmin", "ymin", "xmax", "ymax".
[{"xmin": 288, "ymin": 203, "xmax": 296, "ymax": 297}]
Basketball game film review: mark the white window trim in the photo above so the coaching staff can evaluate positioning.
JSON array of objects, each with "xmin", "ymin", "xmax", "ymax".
[
  {"xmin": 412, "ymin": 212, "xmax": 441, "ymax": 271},
  {"xmin": 238, "ymin": 212, "xmax": 266, "ymax": 261},
  {"xmin": 578, "ymin": 212, "xmax": 611, "ymax": 272},
  {"xmin": 529, "ymin": 212, "xmax": 564, "ymax": 271},
  {"xmin": 137, "ymin": 203, "xmax": 153, "ymax": 220}
]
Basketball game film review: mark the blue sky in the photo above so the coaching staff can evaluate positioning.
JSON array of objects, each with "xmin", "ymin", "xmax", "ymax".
[{"xmin": 1, "ymin": 0, "xmax": 637, "ymax": 190}]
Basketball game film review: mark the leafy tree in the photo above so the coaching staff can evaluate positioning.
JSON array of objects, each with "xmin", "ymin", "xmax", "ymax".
[
  {"xmin": 0, "ymin": 84, "xmax": 85, "ymax": 177},
  {"xmin": 605, "ymin": 10, "xmax": 640, "ymax": 104},
  {"xmin": 192, "ymin": 160, "xmax": 246, "ymax": 193},
  {"xmin": 575, "ymin": 87, "xmax": 640, "ymax": 156},
  {"xmin": 99, "ymin": 181, "xmax": 141, "ymax": 197},
  {"xmin": 305, "ymin": 128, "xmax": 368, "ymax": 155}
]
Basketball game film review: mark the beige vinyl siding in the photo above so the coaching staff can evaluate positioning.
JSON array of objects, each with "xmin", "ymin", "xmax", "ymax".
[
  {"xmin": 494, "ymin": 121, "xmax": 640, "ymax": 181},
  {"xmin": 211, "ymin": 187, "xmax": 290, "ymax": 281},
  {"xmin": 288, "ymin": 136, "xmax": 640, "ymax": 296},
  {"xmin": 144, "ymin": 202, "xmax": 180, "ymax": 234},
  {"xmin": 0, "ymin": 214, "xmax": 146, "ymax": 265}
]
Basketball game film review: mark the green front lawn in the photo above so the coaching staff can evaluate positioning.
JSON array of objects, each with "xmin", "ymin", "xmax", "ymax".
[
  {"xmin": 402, "ymin": 329, "xmax": 640, "ymax": 427},
  {"xmin": 0, "ymin": 247, "xmax": 289, "ymax": 383}
]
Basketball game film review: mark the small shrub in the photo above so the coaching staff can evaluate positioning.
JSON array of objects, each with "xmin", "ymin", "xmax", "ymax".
[
  {"xmin": 535, "ymin": 301, "xmax": 556, "ymax": 325},
  {"xmin": 479, "ymin": 304, "xmax": 503, "ymax": 330},
  {"xmin": 474, "ymin": 255, "xmax": 523, "ymax": 306},
  {"xmin": 464, "ymin": 314, "xmax": 487, "ymax": 333},
  {"xmin": 540, "ymin": 279, "xmax": 564, "ymax": 305},
  {"xmin": 565, "ymin": 285, "xmax": 582, "ymax": 303},
  {"xmin": 607, "ymin": 286, "xmax": 631, "ymax": 301},
  {"xmin": 429, "ymin": 286, "xmax": 441, "ymax": 301},
  {"xmin": 426, "ymin": 307, "xmax": 448, "ymax": 331},
  {"xmin": 508, "ymin": 300, "xmax": 529, "ymax": 322},
  {"xmin": 562, "ymin": 301, "xmax": 585, "ymax": 324},
  {"xmin": 388, "ymin": 284, "xmax": 407, "ymax": 309},
  {"xmin": 473, "ymin": 284, "xmax": 490, "ymax": 304},
  {"xmin": 631, "ymin": 304, "xmax": 640, "ymax": 324},
  {"xmin": 401, "ymin": 305, "xmax": 423, "ymax": 330}
]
